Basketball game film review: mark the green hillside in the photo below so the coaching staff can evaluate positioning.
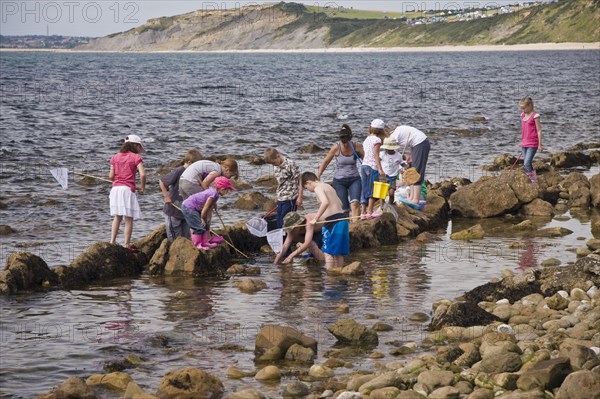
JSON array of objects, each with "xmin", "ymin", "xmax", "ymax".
[
  {"xmin": 82, "ymin": 0, "xmax": 600, "ymax": 51},
  {"xmin": 306, "ymin": 0, "xmax": 600, "ymax": 46}
]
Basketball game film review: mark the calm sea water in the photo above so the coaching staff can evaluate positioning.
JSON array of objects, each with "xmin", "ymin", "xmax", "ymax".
[{"xmin": 0, "ymin": 51, "xmax": 598, "ymax": 397}]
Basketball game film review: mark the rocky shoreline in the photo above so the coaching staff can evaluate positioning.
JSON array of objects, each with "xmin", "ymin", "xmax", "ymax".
[
  {"xmin": 0, "ymin": 146, "xmax": 598, "ymax": 398},
  {"xmin": 36, "ymin": 254, "xmax": 600, "ymax": 399}
]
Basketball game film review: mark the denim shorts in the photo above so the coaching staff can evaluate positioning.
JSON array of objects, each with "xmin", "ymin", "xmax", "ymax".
[
  {"xmin": 181, "ymin": 204, "xmax": 209, "ymax": 235},
  {"xmin": 360, "ymin": 165, "xmax": 379, "ymax": 204},
  {"xmin": 332, "ymin": 176, "xmax": 362, "ymax": 212}
]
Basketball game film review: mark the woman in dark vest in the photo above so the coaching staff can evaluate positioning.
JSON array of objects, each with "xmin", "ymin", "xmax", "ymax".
[{"xmin": 316, "ymin": 124, "xmax": 364, "ymax": 222}]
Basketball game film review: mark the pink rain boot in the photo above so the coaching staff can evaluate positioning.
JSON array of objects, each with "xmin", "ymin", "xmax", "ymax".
[
  {"xmin": 209, "ymin": 234, "xmax": 225, "ymax": 245},
  {"xmin": 525, "ymin": 171, "xmax": 539, "ymax": 187},
  {"xmin": 201, "ymin": 231, "xmax": 217, "ymax": 249},
  {"xmin": 192, "ymin": 234, "xmax": 208, "ymax": 250}
]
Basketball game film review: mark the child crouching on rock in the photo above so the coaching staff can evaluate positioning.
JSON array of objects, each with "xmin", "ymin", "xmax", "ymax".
[{"xmin": 181, "ymin": 176, "xmax": 236, "ymax": 250}]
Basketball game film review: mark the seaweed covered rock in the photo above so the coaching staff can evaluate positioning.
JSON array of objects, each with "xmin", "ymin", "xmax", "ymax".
[
  {"xmin": 53, "ymin": 243, "xmax": 147, "ymax": 289},
  {"xmin": 429, "ymin": 302, "xmax": 500, "ymax": 331},
  {"xmin": 0, "ymin": 252, "xmax": 59, "ymax": 294}
]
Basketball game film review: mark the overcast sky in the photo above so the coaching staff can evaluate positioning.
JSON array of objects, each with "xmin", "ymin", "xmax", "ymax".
[{"xmin": 1, "ymin": 1, "xmax": 543, "ymax": 37}]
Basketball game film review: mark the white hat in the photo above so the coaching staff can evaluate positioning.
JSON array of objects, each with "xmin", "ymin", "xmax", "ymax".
[
  {"xmin": 370, "ymin": 119, "xmax": 385, "ymax": 129},
  {"xmin": 125, "ymin": 134, "xmax": 144, "ymax": 148},
  {"xmin": 380, "ymin": 137, "xmax": 400, "ymax": 150}
]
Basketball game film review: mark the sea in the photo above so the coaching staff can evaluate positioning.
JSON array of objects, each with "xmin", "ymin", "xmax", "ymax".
[{"xmin": 0, "ymin": 50, "xmax": 598, "ymax": 397}]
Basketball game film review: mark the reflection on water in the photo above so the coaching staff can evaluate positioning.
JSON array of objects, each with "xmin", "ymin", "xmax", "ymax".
[{"xmin": 0, "ymin": 208, "xmax": 595, "ymax": 397}]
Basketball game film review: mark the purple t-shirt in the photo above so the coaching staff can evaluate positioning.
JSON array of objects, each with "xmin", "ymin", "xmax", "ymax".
[{"xmin": 182, "ymin": 187, "xmax": 219, "ymax": 211}]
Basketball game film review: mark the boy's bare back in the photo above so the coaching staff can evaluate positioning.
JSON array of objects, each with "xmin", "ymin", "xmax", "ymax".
[{"xmin": 314, "ymin": 182, "xmax": 344, "ymax": 220}]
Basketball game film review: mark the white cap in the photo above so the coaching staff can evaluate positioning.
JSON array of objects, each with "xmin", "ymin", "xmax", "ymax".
[
  {"xmin": 125, "ymin": 134, "xmax": 144, "ymax": 148},
  {"xmin": 370, "ymin": 119, "xmax": 385, "ymax": 129}
]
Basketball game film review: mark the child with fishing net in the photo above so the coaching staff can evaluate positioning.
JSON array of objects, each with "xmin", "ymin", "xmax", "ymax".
[
  {"xmin": 109, "ymin": 134, "xmax": 146, "ymax": 250},
  {"xmin": 264, "ymin": 147, "xmax": 303, "ymax": 229},
  {"xmin": 181, "ymin": 176, "xmax": 236, "ymax": 250}
]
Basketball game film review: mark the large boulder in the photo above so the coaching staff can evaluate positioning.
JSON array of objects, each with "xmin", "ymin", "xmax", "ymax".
[
  {"xmin": 327, "ymin": 318, "xmax": 379, "ymax": 346},
  {"xmin": 521, "ymin": 199, "xmax": 554, "ymax": 217},
  {"xmin": 516, "ymin": 357, "xmax": 572, "ymax": 391},
  {"xmin": 0, "ymin": 252, "xmax": 58, "ymax": 294},
  {"xmin": 53, "ymin": 243, "xmax": 146, "ymax": 288},
  {"xmin": 163, "ymin": 237, "xmax": 231, "ymax": 276},
  {"xmin": 449, "ymin": 172, "xmax": 536, "ymax": 218},
  {"xmin": 556, "ymin": 370, "xmax": 600, "ymax": 399},
  {"xmin": 350, "ymin": 212, "xmax": 398, "ymax": 249},
  {"xmin": 255, "ymin": 324, "xmax": 317, "ymax": 360},
  {"xmin": 156, "ymin": 368, "xmax": 224, "ymax": 399}
]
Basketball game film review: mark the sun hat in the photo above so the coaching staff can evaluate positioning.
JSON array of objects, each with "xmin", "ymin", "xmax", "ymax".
[
  {"xmin": 370, "ymin": 119, "xmax": 385, "ymax": 129},
  {"xmin": 380, "ymin": 137, "xmax": 400, "ymax": 150},
  {"xmin": 214, "ymin": 176, "xmax": 236, "ymax": 190},
  {"xmin": 125, "ymin": 134, "xmax": 144, "ymax": 148},
  {"xmin": 283, "ymin": 212, "xmax": 304, "ymax": 232}
]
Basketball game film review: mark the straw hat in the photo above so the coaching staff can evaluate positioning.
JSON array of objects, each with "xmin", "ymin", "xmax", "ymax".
[
  {"xmin": 380, "ymin": 137, "xmax": 400, "ymax": 150},
  {"xmin": 283, "ymin": 212, "xmax": 304, "ymax": 232}
]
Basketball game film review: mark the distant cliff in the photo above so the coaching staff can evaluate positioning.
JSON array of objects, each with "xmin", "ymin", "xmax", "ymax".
[{"xmin": 79, "ymin": 0, "xmax": 599, "ymax": 51}]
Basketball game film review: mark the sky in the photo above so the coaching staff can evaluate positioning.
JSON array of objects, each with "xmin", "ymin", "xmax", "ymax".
[{"xmin": 0, "ymin": 1, "xmax": 545, "ymax": 37}]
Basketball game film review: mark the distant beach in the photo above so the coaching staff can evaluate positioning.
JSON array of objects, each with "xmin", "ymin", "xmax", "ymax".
[{"xmin": 1, "ymin": 42, "xmax": 599, "ymax": 53}]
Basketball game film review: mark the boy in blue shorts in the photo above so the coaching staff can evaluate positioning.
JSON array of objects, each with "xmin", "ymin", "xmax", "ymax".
[{"xmin": 301, "ymin": 171, "xmax": 350, "ymax": 271}]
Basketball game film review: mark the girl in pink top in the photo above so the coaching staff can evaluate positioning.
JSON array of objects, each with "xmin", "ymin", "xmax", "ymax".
[
  {"xmin": 519, "ymin": 97, "xmax": 543, "ymax": 186},
  {"xmin": 109, "ymin": 134, "xmax": 146, "ymax": 249}
]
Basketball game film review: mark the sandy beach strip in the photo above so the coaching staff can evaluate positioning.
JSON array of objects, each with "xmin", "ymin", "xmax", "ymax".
[{"xmin": 1, "ymin": 42, "xmax": 599, "ymax": 53}]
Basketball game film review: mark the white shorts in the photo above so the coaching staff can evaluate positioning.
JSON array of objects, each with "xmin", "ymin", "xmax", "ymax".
[{"xmin": 110, "ymin": 186, "xmax": 142, "ymax": 219}]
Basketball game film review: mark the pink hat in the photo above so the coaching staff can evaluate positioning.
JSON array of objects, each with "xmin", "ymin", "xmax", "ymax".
[{"xmin": 214, "ymin": 176, "xmax": 236, "ymax": 190}]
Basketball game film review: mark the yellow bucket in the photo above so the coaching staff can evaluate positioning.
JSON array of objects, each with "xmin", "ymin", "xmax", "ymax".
[{"xmin": 373, "ymin": 181, "xmax": 390, "ymax": 199}]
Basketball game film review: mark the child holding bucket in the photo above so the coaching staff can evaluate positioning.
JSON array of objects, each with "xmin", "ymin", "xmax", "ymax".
[
  {"xmin": 109, "ymin": 134, "xmax": 146, "ymax": 250},
  {"xmin": 379, "ymin": 137, "xmax": 405, "ymax": 204},
  {"xmin": 360, "ymin": 119, "xmax": 386, "ymax": 220}
]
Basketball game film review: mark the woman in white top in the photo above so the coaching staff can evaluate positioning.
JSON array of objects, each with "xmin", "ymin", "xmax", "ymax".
[{"xmin": 390, "ymin": 125, "xmax": 431, "ymax": 204}]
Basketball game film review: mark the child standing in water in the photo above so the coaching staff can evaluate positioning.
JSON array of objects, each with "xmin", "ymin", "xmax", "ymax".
[
  {"xmin": 519, "ymin": 97, "xmax": 543, "ymax": 186},
  {"xmin": 301, "ymin": 172, "xmax": 350, "ymax": 271},
  {"xmin": 109, "ymin": 135, "xmax": 146, "ymax": 249}
]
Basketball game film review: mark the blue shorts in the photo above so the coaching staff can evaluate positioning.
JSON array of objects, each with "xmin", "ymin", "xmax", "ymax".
[{"xmin": 322, "ymin": 218, "xmax": 350, "ymax": 256}]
